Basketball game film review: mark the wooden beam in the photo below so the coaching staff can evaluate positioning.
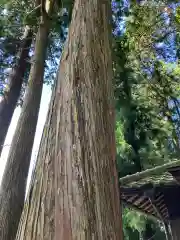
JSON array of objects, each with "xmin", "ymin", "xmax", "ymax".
[
  {"xmin": 120, "ymin": 160, "xmax": 180, "ymax": 186},
  {"xmin": 149, "ymin": 190, "xmax": 169, "ymax": 223},
  {"xmin": 164, "ymin": 221, "xmax": 172, "ymax": 240},
  {"xmin": 120, "ymin": 186, "xmax": 144, "ymax": 195},
  {"xmin": 168, "ymin": 167, "xmax": 180, "ymax": 184}
]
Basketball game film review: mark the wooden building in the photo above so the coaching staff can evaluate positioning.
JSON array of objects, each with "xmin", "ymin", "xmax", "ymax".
[{"xmin": 120, "ymin": 160, "xmax": 180, "ymax": 240}]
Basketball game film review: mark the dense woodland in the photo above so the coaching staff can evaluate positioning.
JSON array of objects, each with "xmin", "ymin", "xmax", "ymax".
[{"xmin": 0, "ymin": 0, "xmax": 179, "ymax": 239}]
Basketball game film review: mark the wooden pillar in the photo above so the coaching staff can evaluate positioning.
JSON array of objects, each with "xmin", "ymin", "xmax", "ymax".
[
  {"xmin": 164, "ymin": 221, "xmax": 172, "ymax": 240},
  {"xmin": 170, "ymin": 219, "xmax": 180, "ymax": 240}
]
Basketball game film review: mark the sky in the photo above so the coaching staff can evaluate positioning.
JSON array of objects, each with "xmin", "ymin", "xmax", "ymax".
[{"xmin": 0, "ymin": 84, "xmax": 52, "ymax": 193}]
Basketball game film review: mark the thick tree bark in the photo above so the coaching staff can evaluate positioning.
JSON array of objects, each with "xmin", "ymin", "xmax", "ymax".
[
  {"xmin": 0, "ymin": 26, "xmax": 32, "ymax": 156},
  {"xmin": 16, "ymin": 0, "xmax": 123, "ymax": 239},
  {"xmin": 170, "ymin": 220, "xmax": 180, "ymax": 240},
  {"xmin": 0, "ymin": 22, "xmax": 50, "ymax": 240},
  {"xmin": 16, "ymin": 82, "xmax": 57, "ymax": 240}
]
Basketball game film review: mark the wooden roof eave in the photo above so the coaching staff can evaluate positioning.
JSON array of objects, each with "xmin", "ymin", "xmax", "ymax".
[{"xmin": 119, "ymin": 159, "xmax": 180, "ymax": 186}]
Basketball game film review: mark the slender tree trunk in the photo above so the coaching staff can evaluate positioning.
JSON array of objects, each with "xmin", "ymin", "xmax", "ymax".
[
  {"xmin": 16, "ymin": 81, "xmax": 58, "ymax": 240},
  {"xmin": 170, "ymin": 220, "xmax": 180, "ymax": 240},
  {"xmin": 0, "ymin": 26, "xmax": 32, "ymax": 156},
  {"xmin": 16, "ymin": 0, "xmax": 123, "ymax": 239},
  {"xmin": 0, "ymin": 20, "xmax": 50, "ymax": 240}
]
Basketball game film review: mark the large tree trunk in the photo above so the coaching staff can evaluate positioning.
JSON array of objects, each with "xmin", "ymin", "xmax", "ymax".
[
  {"xmin": 0, "ymin": 26, "xmax": 32, "ymax": 156},
  {"xmin": 0, "ymin": 20, "xmax": 50, "ymax": 240},
  {"xmin": 16, "ymin": 0, "xmax": 123, "ymax": 239},
  {"xmin": 170, "ymin": 220, "xmax": 180, "ymax": 240}
]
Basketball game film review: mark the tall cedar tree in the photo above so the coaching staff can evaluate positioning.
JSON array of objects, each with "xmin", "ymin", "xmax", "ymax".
[
  {"xmin": 16, "ymin": 0, "xmax": 123, "ymax": 239},
  {"xmin": 0, "ymin": 2, "xmax": 55, "ymax": 239},
  {"xmin": 0, "ymin": 26, "xmax": 32, "ymax": 155}
]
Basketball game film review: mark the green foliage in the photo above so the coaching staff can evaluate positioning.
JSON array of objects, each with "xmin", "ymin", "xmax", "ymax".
[
  {"xmin": 114, "ymin": 0, "xmax": 180, "ymax": 171},
  {"xmin": 175, "ymin": 6, "xmax": 180, "ymax": 25},
  {"xmin": 114, "ymin": 37, "xmax": 176, "ymax": 176},
  {"xmin": 114, "ymin": 0, "xmax": 180, "ymax": 238},
  {"xmin": 123, "ymin": 208, "xmax": 147, "ymax": 233},
  {"xmin": 0, "ymin": 0, "xmax": 72, "ymax": 99},
  {"xmin": 122, "ymin": 207, "xmax": 167, "ymax": 240},
  {"xmin": 0, "ymin": 0, "xmax": 34, "ymax": 93}
]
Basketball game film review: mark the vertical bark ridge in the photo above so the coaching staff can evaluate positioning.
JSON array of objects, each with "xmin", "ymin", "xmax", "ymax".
[{"xmin": 54, "ymin": 0, "xmax": 122, "ymax": 239}]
